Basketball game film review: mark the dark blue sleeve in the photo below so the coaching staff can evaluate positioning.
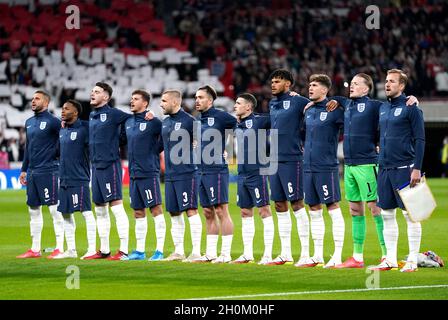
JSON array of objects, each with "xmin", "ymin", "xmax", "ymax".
[
  {"xmin": 153, "ymin": 118, "xmax": 162, "ymax": 133},
  {"xmin": 186, "ymin": 116, "xmax": 194, "ymax": 136},
  {"xmin": 370, "ymin": 100, "xmax": 383, "ymax": 108},
  {"xmin": 295, "ymin": 96, "xmax": 310, "ymax": 115},
  {"xmin": 408, "ymin": 105, "xmax": 425, "ymax": 170},
  {"xmin": 55, "ymin": 136, "xmax": 60, "ymax": 159},
  {"xmin": 21, "ymin": 120, "xmax": 29, "ymax": 172},
  {"xmin": 52, "ymin": 116, "xmax": 61, "ymax": 134},
  {"xmin": 330, "ymin": 96, "xmax": 350, "ymax": 111},
  {"xmin": 152, "ymin": 118, "xmax": 164, "ymax": 153},
  {"xmin": 82, "ymin": 120, "xmax": 90, "ymax": 145},
  {"xmin": 300, "ymin": 114, "xmax": 307, "ymax": 146},
  {"xmin": 255, "ymin": 113, "xmax": 271, "ymax": 129},
  {"xmin": 157, "ymin": 137, "xmax": 164, "ymax": 153},
  {"xmin": 113, "ymin": 108, "xmax": 132, "ymax": 125},
  {"xmin": 222, "ymin": 112, "xmax": 237, "ymax": 129},
  {"xmin": 336, "ymin": 107, "xmax": 344, "ymax": 128},
  {"xmin": 119, "ymin": 123, "xmax": 127, "ymax": 147}
]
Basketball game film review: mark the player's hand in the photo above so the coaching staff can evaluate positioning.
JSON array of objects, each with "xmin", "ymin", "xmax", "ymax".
[
  {"xmin": 410, "ymin": 169, "xmax": 421, "ymax": 188},
  {"xmin": 376, "ymin": 146, "xmax": 380, "ymax": 154},
  {"xmin": 144, "ymin": 110, "xmax": 154, "ymax": 120},
  {"xmin": 289, "ymin": 91, "xmax": 300, "ymax": 96},
  {"xmin": 304, "ymin": 101, "xmax": 314, "ymax": 113},
  {"xmin": 326, "ymin": 99, "xmax": 338, "ymax": 112},
  {"xmin": 406, "ymin": 95, "xmax": 419, "ymax": 106},
  {"xmin": 61, "ymin": 121, "xmax": 66, "ymax": 128},
  {"xmin": 19, "ymin": 172, "xmax": 27, "ymax": 186}
]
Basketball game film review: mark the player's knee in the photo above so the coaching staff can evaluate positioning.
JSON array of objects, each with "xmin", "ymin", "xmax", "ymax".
[
  {"xmin": 275, "ymin": 201, "xmax": 288, "ymax": 212},
  {"xmin": 110, "ymin": 199, "xmax": 122, "ymax": 206},
  {"xmin": 214, "ymin": 205, "xmax": 229, "ymax": 220},
  {"xmin": 202, "ymin": 207, "xmax": 215, "ymax": 220},
  {"xmin": 186, "ymin": 209, "xmax": 198, "ymax": 217},
  {"xmin": 241, "ymin": 208, "xmax": 253, "ymax": 218},
  {"xmin": 134, "ymin": 209, "xmax": 146, "ymax": 219},
  {"xmin": 326, "ymin": 202, "xmax": 339, "ymax": 211},
  {"xmin": 291, "ymin": 200, "xmax": 304, "ymax": 211},
  {"xmin": 150, "ymin": 205, "xmax": 163, "ymax": 217},
  {"xmin": 349, "ymin": 202, "xmax": 364, "ymax": 216},
  {"xmin": 367, "ymin": 201, "xmax": 381, "ymax": 216},
  {"xmin": 259, "ymin": 206, "xmax": 272, "ymax": 218}
]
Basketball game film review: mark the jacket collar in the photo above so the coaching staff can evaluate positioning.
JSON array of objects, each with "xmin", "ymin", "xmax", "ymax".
[
  {"xmin": 388, "ymin": 93, "xmax": 407, "ymax": 106},
  {"xmin": 201, "ymin": 106, "xmax": 215, "ymax": 118},
  {"xmin": 66, "ymin": 118, "xmax": 82, "ymax": 128}
]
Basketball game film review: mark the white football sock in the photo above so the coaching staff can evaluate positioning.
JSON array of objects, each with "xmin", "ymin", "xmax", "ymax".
[
  {"xmin": 221, "ymin": 234, "xmax": 233, "ymax": 257},
  {"xmin": 310, "ymin": 209, "xmax": 325, "ymax": 260},
  {"xmin": 49, "ymin": 205, "xmax": 64, "ymax": 251},
  {"xmin": 206, "ymin": 234, "xmax": 218, "ymax": 258},
  {"xmin": 381, "ymin": 209, "xmax": 398, "ymax": 265},
  {"xmin": 153, "ymin": 214, "xmax": 166, "ymax": 253},
  {"xmin": 95, "ymin": 205, "xmax": 110, "ymax": 254},
  {"xmin": 262, "ymin": 216, "xmax": 274, "ymax": 259},
  {"xmin": 81, "ymin": 211, "xmax": 96, "ymax": 253},
  {"xmin": 242, "ymin": 216, "xmax": 255, "ymax": 258},
  {"xmin": 110, "ymin": 204, "xmax": 129, "ymax": 254},
  {"xmin": 276, "ymin": 211, "xmax": 292, "ymax": 258},
  {"xmin": 63, "ymin": 214, "xmax": 76, "ymax": 251},
  {"xmin": 29, "ymin": 207, "xmax": 43, "ymax": 252},
  {"xmin": 329, "ymin": 208, "xmax": 345, "ymax": 263},
  {"xmin": 403, "ymin": 211, "xmax": 421, "ymax": 263},
  {"xmin": 135, "ymin": 216, "xmax": 147, "ymax": 253},
  {"xmin": 170, "ymin": 215, "xmax": 185, "ymax": 255},
  {"xmin": 188, "ymin": 214, "xmax": 202, "ymax": 256},
  {"xmin": 294, "ymin": 208, "xmax": 310, "ymax": 258}
]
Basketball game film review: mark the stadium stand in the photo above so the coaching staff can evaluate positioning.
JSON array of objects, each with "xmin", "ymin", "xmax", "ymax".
[{"xmin": 0, "ymin": 0, "xmax": 447, "ymax": 174}]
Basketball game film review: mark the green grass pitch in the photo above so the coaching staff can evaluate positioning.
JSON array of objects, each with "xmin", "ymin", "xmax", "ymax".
[{"xmin": 0, "ymin": 179, "xmax": 447, "ymax": 300}]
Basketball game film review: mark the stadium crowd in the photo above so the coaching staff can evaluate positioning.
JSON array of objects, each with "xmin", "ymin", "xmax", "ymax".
[
  {"xmin": 171, "ymin": 0, "xmax": 448, "ymax": 112},
  {"xmin": 0, "ymin": 0, "xmax": 447, "ymax": 165}
]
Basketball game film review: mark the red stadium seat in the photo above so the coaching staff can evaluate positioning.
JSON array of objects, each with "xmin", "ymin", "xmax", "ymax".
[{"xmin": 9, "ymin": 39, "xmax": 22, "ymax": 52}]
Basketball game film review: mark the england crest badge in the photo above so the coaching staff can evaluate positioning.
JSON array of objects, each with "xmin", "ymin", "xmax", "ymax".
[
  {"xmin": 139, "ymin": 123, "xmax": 147, "ymax": 131},
  {"xmin": 357, "ymin": 103, "xmax": 365, "ymax": 112},
  {"xmin": 283, "ymin": 101, "xmax": 290, "ymax": 110},
  {"xmin": 320, "ymin": 112, "xmax": 328, "ymax": 121},
  {"xmin": 39, "ymin": 122, "xmax": 47, "ymax": 130},
  {"xmin": 174, "ymin": 122, "xmax": 182, "ymax": 130},
  {"xmin": 100, "ymin": 113, "xmax": 107, "ymax": 122},
  {"xmin": 70, "ymin": 132, "xmax": 77, "ymax": 140},
  {"xmin": 245, "ymin": 119, "xmax": 253, "ymax": 128},
  {"xmin": 208, "ymin": 117, "xmax": 215, "ymax": 126},
  {"xmin": 394, "ymin": 108, "xmax": 402, "ymax": 116}
]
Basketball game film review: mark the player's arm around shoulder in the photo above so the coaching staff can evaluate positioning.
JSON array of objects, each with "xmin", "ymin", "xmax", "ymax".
[
  {"xmin": 112, "ymin": 106, "xmax": 132, "ymax": 124},
  {"xmin": 407, "ymin": 103, "xmax": 425, "ymax": 136},
  {"xmin": 52, "ymin": 114, "xmax": 62, "ymax": 133},
  {"xmin": 292, "ymin": 95, "xmax": 310, "ymax": 113},
  {"xmin": 152, "ymin": 117, "xmax": 163, "ymax": 133},
  {"xmin": 222, "ymin": 110, "xmax": 237, "ymax": 128}
]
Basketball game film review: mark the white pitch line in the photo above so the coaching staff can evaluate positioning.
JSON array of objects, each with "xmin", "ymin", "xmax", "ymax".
[{"xmin": 184, "ymin": 284, "xmax": 448, "ymax": 300}]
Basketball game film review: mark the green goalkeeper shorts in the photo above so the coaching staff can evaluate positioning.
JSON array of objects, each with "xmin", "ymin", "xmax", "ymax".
[{"xmin": 344, "ymin": 164, "xmax": 378, "ymax": 202}]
